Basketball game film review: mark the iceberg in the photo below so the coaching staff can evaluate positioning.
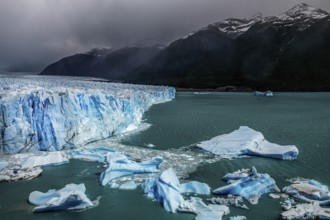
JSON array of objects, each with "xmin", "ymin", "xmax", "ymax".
[
  {"xmin": 179, "ymin": 197, "xmax": 229, "ymax": 220},
  {"xmin": 281, "ymin": 203, "xmax": 330, "ymax": 220},
  {"xmin": 197, "ymin": 126, "xmax": 299, "ymax": 160},
  {"xmin": 142, "ymin": 168, "xmax": 184, "ymax": 213},
  {"xmin": 142, "ymin": 168, "xmax": 212, "ymax": 213},
  {"xmin": 0, "ymin": 166, "xmax": 42, "ymax": 182},
  {"xmin": 0, "ymin": 77, "xmax": 175, "ymax": 154},
  {"xmin": 100, "ymin": 152, "xmax": 163, "ymax": 186},
  {"xmin": 213, "ymin": 167, "xmax": 280, "ymax": 204},
  {"xmin": 28, "ymin": 183, "xmax": 93, "ymax": 212},
  {"xmin": 21, "ymin": 152, "xmax": 69, "ymax": 169},
  {"xmin": 282, "ymin": 179, "xmax": 330, "ymax": 205},
  {"xmin": 180, "ymin": 181, "xmax": 211, "ymax": 195}
]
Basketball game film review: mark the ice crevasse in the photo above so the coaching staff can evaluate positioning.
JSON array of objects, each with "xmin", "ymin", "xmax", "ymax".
[{"xmin": 0, "ymin": 77, "xmax": 175, "ymax": 154}]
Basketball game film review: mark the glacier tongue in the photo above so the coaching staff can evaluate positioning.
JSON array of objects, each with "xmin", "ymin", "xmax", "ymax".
[{"xmin": 0, "ymin": 77, "xmax": 175, "ymax": 154}]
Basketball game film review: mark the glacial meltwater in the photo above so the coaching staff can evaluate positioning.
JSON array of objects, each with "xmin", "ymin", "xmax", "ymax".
[{"xmin": 1, "ymin": 92, "xmax": 330, "ymax": 220}]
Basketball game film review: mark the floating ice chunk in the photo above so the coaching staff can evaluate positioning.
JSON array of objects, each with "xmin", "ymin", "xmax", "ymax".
[
  {"xmin": 253, "ymin": 91, "xmax": 273, "ymax": 97},
  {"xmin": 281, "ymin": 203, "xmax": 330, "ymax": 220},
  {"xmin": 100, "ymin": 152, "xmax": 162, "ymax": 186},
  {"xmin": 21, "ymin": 152, "xmax": 69, "ymax": 169},
  {"xmin": 213, "ymin": 167, "xmax": 280, "ymax": 204},
  {"xmin": 282, "ymin": 179, "xmax": 330, "ymax": 205},
  {"xmin": 208, "ymin": 195, "xmax": 249, "ymax": 209},
  {"xmin": 119, "ymin": 181, "xmax": 138, "ymax": 190},
  {"xmin": 0, "ymin": 167, "xmax": 42, "ymax": 182},
  {"xmin": 0, "ymin": 161, "xmax": 8, "ymax": 170},
  {"xmin": 180, "ymin": 181, "xmax": 211, "ymax": 195},
  {"xmin": 142, "ymin": 168, "xmax": 184, "ymax": 213},
  {"xmin": 179, "ymin": 197, "xmax": 229, "ymax": 220},
  {"xmin": 230, "ymin": 216, "xmax": 247, "ymax": 220},
  {"xmin": 197, "ymin": 126, "xmax": 299, "ymax": 160},
  {"xmin": 223, "ymin": 168, "xmax": 252, "ymax": 182},
  {"xmin": 269, "ymin": 193, "xmax": 281, "ymax": 199},
  {"xmin": 28, "ymin": 183, "xmax": 93, "ymax": 212}
]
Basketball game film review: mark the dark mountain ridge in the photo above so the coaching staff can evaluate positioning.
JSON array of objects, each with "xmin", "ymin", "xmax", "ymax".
[{"xmin": 41, "ymin": 3, "xmax": 330, "ymax": 91}]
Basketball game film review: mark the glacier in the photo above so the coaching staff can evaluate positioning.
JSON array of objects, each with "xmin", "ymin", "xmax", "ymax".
[
  {"xmin": 197, "ymin": 126, "xmax": 299, "ymax": 160},
  {"xmin": 212, "ymin": 167, "xmax": 280, "ymax": 204},
  {"xmin": 28, "ymin": 183, "xmax": 93, "ymax": 212},
  {"xmin": 0, "ymin": 77, "xmax": 175, "ymax": 154}
]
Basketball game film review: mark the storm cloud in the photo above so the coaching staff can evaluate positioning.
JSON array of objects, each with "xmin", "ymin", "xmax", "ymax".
[{"xmin": 0, "ymin": 0, "xmax": 329, "ymax": 71}]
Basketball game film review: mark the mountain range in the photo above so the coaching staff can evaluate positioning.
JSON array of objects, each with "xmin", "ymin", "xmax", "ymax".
[{"xmin": 40, "ymin": 3, "xmax": 330, "ymax": 91}]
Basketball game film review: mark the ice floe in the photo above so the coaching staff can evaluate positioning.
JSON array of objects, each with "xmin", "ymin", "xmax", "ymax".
[
  {"xmin": 179, "ymin": 197, "xmax": 230, "ymax": 220},
  {"xmin": 100, "ymin": 152, "xmax": 163, "ymax": 186},
  {"xmin": 142, "ymin": 168, "xmax": 184, "ymax": 213},
  {"xmin": 0, "ymin": 166, "xmax": 42, "ymax": 182},
  {"xmin": 197, "ymin": 126, "xmax": 299, "ymax": 160},
  {"xmin": 28, "ymin": 183, "xmax": 93, "ymax": 212},
  {"xmin": 282, "ymin": 179, "xmax": 330, "ymax": 205},
  {"xmin": 142, "ymin": 168, "xmax": 212, "ymax": 213},
  {"xmin": 213, "ymin": 167, "xmax": 280, "ymax": 204},
  {"xmin": 281, "ymin": 202, "xmax": 330, "ymax": 220},
  {"xmin": 21, "ymin": 152, "xmax": 69, "ymax": 169}
]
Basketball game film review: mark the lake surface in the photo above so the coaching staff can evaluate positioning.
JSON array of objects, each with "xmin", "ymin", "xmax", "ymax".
[{"xmin": 1, "ymin": 92, "xmax": 330, "ymax": 220}]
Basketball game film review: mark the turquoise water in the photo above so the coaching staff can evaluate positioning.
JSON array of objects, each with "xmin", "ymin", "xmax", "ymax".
[{"xmin": 1, "ymin": 92, "xmax": 330, "ymax": 219}]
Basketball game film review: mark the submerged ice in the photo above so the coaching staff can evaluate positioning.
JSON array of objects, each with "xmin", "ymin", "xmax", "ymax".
[
  {"xmin": 0, "ymin": 77, "xmax": 175, "ymax": 154},
  {"xmin": 197, "ymin": 126, "xmax": 299, "ymax": 160}
]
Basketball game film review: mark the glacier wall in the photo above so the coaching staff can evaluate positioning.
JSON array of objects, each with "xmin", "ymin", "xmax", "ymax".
[{"xmin": 0, "ymin": 76, "xmax": 175, "ymax": 154}]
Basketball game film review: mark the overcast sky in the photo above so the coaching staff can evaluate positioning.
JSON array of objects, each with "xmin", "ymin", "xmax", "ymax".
[{"xmin": 0, "ymin": 0, "xmax": 329, "ymax": 71}]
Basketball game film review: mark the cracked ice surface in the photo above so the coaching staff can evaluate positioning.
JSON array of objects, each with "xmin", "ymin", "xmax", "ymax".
[
  {"xmin": 197, "ymin": 126, "xmax": 299, "ymax": 160},
  {"xmin": 29, "ymin": 183, "xmax": 94, "ymax": 212},
  {"xmin": 0, "ymin": 76, "xmax": 175, "ymax": 154}
]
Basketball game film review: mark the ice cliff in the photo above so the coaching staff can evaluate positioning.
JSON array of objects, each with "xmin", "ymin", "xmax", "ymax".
[{"xmin": 0, "ymin": 77, "xmax": 175, "ymax": 154}]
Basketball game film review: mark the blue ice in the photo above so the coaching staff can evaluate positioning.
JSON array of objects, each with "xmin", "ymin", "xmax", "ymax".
[
  {"xmin": 0, "ymin": 77, "xmax": 175, "ymax": 154},
  {"xmin": 28, "ymin": 183, "xmax": 93, "ymax": 212},
  {"xmin": 213, "ymin": 167, "xmax": 280, "ymax": 204}
]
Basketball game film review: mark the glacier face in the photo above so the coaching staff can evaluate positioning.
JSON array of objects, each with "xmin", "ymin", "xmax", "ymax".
[{"xmin": 0, "ymin": 77, "xmax": 175, "ymax": 154}]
